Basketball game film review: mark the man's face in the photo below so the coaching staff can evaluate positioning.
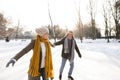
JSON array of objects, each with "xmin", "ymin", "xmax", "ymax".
[{"xmin": 67, "ymin": 32, "xmax": 73, "ymax": 39}]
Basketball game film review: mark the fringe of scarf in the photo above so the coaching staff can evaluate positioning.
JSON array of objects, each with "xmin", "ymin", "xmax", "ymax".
[{"xmin": 28, "ymin": 35, "xmax": 54, "ymax": 78}]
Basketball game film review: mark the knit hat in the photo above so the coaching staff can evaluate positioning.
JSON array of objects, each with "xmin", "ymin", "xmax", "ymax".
[{"xmin": 35, "ymin": 27, "xmax": 49, "ymax": 36}]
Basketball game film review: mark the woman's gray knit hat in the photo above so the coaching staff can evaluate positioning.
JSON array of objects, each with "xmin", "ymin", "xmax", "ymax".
[{"xmin": 36, "ymin": 27, "xmax": 49, "ymax": 36}]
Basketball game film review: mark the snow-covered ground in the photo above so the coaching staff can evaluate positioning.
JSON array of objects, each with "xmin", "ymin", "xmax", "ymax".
[{"xmin": 0, "ymin": 39, "xmax": 120, "ymax": 80}]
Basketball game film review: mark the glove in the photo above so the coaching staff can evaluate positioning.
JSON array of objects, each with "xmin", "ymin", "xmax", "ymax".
[
  {"xmin": 51, "ymin": 43, "xmax": 55, "ymax": 47},
  {"xmin": 51, "ymin": 43, "xmax": 56, "ymax": 47},
  {"xmin": 6, "ymin": 59, "xmax": 16, "ymax": 67},
  {"xmin": 50, "ymin": 42, "xmax": 55, "ymax": 47}
]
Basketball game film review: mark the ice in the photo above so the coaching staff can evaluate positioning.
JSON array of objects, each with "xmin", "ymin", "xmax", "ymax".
[{"xmin": 0, "ymin": 39, "xmax": 120, "ymax": 80}]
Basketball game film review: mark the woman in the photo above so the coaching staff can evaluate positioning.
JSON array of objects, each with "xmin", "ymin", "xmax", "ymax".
[
  {"xmin": 54, "ymin": 31, "xmax": 82, "ymax": 80},
  {"xmin": 6, "ymin": 27, "xmax": 54, "ymax": 80}
]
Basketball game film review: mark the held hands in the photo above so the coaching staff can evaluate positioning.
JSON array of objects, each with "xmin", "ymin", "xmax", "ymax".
[
  {"xmin": 51, "ymin": 43, "xmax": 56, "ymax": 47},
  {"xmin": 6, "ymin": 59, "xmax": 16, "ymax": 67}
]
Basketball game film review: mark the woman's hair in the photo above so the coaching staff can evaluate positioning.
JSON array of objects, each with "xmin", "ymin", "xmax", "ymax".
[
  {"xmin": 65, "ymin": 31, "xmax": 74, "ymax": 39},
  {"xmin": 68, "ymin": 31, "xmax": 73, "ymax": 34},
  {"xmin": 65, "ymin": 31, "xmax": 73, "ymax": 36}
]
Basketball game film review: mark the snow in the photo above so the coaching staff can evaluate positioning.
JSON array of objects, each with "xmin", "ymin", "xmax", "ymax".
[{"xmin": 0, "ymin": 39, "xmax": 120, "ymax": 80}]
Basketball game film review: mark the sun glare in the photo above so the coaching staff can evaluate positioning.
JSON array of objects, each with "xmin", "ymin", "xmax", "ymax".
[{"xmin": 0, "ymin": 0, "xmax": 105, "ymax": 32}]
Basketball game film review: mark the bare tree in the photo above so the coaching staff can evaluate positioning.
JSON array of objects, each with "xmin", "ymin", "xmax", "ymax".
[
  {"xmin": 6, "ymin": 28, "xmax": 15, "ymax": 36},
  {"xmin": 83, "ymin": 22, "xmax": 101, "ymax": 39},
  {"xmin": 15, "ymin": 20, "xmax": 20, "ymax": 40},
  {"xmin": 5, "ymin": 28, "xmax": 15, "ymax": 42},
  {"xmin": 74, "ymin": 0, "xmax": 84, "ymax": 43},
  {"xmin": 48, "ymin": 25, "xmax": 66, "ymax": 39},
  {"xmin": 47, "ymin": 2, "xmax": 56, "ymax": 42},
  {"xmin": 109, "ymin": 0, "xmax": 120, "ymax": 39},
  {"xmin": 103, "ymin": 2, "xmax": 110, "ymax": 42},
  {"xmin": 54, "ymin": 25, "xmax": 66, "ymax": 39},
  {"xmin": 88, "ymin": 0, "xmax": 97, "ymax": 40},
  {"xmin": 0, "ymin": 13, "xmax": 7, "ymax": 38}
]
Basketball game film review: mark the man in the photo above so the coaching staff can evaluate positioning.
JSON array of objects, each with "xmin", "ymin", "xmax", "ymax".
[
  {"xmin": 6, "ymin": 27, "xmax": 54, "ymax": 80},
  {"xmin": 54, "ymin": 31, "xmax": 82, "ymax": 80}
]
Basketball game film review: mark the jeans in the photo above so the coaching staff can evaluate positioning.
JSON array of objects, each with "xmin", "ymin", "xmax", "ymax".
[
  {"xmin": 28, "ymin": 68, "xmax": 46, "ymax": 80},
  {"xmin": 40, "ymin": 68, "xmax": 46, "ymax": 80},
  {"xmin": 59, "ymin": 58, "xmax": 74, "ymax": 76},
  {"xmin": 28, "ymin": 74, "xmax": 40, "ymax": 80}
]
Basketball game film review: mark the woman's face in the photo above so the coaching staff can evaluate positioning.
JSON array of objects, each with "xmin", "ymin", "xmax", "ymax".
[
  {"xmin": 42, "ymin": 33, "xmax": 49, "ymax": 40},
  {"xmin": 67, "ymin": 32, "xmax": 73, "ymax": 39}
]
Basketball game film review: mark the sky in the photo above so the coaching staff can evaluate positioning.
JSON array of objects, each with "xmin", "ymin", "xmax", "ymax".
[{"xmin": 0, "ymin": 0, "xmax": 105, "ymax": 32}]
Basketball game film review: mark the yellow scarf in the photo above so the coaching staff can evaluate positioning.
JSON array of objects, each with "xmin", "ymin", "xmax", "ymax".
[{"xmin": 28, "ymin": 35, "xmax": 54, "ymax": 78}]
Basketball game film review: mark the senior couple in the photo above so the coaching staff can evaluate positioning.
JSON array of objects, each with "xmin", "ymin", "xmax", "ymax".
[{"xmin": 6, "ymin": 27, "xmax": 82, "ymax": 80}]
